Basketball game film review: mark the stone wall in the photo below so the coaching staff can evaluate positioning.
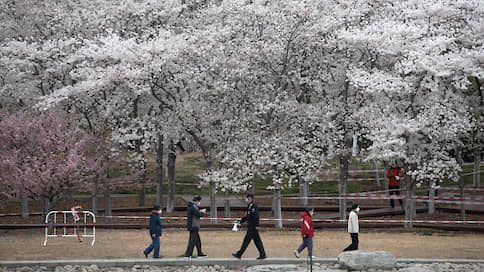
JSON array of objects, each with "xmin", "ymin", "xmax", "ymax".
[{"xmin": 2, "ymin": 263, "xmax": 484, "ymax": 272}]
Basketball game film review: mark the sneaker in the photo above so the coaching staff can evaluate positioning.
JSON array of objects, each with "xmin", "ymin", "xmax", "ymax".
[
  {"xmin": 294, "ymin": 250, "xmax": 300, "ymax": 258},
  {"xmin": 256, "ymin": 256, "xmax": 266, "ymax": 260},
  {"xmin": 197, "ymin": 254, "xmax": 208, "ymax": 258},
  {"xmin": 232, "ymin": 253, "xmax": 241, "ymax": 259},
  {"xmin": 144, "ymin": 252, "xmax": 148, "ymax": 259},
  {"xmin": 184, "ymin": 255, "xmax": 192, "ymax": 259}
]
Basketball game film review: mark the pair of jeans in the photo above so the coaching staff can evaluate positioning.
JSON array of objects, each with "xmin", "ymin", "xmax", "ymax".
[
  {"xmin": 144, "ymin": 235, "xmax": 160, "ymax": 258},
  {"xmin": 343, "ymin": 233, "xmax": 358, "ymax": 251},
  {"xmin": 389, "ymin": 185, "xmax": 403, "ymax": 208},
  {"xmin": 235, "ymin": 227, "xmax": 266, "ymax": 257},
  {"xmin": 185, "ymin": 229, "xmax": 202, "ymax": 256},
  {"xmin": 296, "ymin": 237, "xmax": 313, "ymax": 255}
]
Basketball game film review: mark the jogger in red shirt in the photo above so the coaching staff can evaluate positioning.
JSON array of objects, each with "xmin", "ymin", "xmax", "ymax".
[{"xmin": 294, "ymin": 207, "xmax": 314, "ymax": 258}]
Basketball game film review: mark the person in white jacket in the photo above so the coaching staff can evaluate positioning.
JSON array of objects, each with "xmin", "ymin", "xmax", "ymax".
[{"xmin": 343, "ymin": 203, "xmax": 360, "ymax": 251}]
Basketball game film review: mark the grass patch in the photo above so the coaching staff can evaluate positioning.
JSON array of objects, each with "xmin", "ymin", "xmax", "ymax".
[{"xmin": 108, "ymin": 167, "xmax": 129, "ymax": 178}]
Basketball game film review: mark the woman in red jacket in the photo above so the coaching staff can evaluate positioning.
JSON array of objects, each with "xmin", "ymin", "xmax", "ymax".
[
  {"xmin": 386, "ymin": 160, "xmax": 404, "ymax": 209},
  {"xmin": 294, "ymin": 207, "xmax": 314, "ymax": 258}
]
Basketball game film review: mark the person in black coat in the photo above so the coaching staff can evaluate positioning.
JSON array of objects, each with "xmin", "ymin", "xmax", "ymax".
[
  {"xmin": 184, "ymin": 196, "xmax": 207, "ymax": 258},
  {"xmin": 232, "ymin": 193, "xmax": 266, "ymax": 259},
  {"xmin": 143, "ymin": 204, "xmax": 162, "ymax": 258}
]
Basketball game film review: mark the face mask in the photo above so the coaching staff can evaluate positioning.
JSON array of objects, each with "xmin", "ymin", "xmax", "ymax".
[
  {"xmin": 197, "ymin": 202, "xmax": 201, "ymax": 206},
  {"xmin": 356, "ymin": 207, "xmax": 360, "ymax": 212},
  {"xmin": 158, "ymin": 209, "xmax": 162, "ymax": 215},
  {"xmin": 245, "ymin": 198, "xmax": 249, "ymax": 203},
  {"xmin": 310, "ymin": 211, "xmax": 314, "ymax": 216}
]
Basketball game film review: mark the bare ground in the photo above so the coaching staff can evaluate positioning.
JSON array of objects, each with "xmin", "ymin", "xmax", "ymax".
[{"xmin": 0, "ymin": 229, "xmax": 483, "ymax": 260}]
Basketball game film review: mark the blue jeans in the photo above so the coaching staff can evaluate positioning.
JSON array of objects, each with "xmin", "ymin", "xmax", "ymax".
[{"xmin": 144, "ymin": 235, "xmax": 160, "ymax": 258}]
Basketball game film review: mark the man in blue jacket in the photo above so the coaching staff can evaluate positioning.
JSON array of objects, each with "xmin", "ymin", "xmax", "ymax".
[
  {"xmin": 184, "ymin": 196, "xmax": 207, "ymax": 258},
  {"xmin": 143, "ymin": 204, "xmax": 162, "ymax": 258}
]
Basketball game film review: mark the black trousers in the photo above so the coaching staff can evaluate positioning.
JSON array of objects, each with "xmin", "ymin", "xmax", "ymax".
[
  {"xmin": 185, "ymin": 229, "xmax": 202, "ymax": 256},
  {"xmin": 236, "ymin": 227, "xmax": 266, "ymax": 257},
  {"xmin": 343, "ymin": 233, "xmax": 359, "ymax": 251},
  {"xmin": 389, "ymin": 185, "xmax": 403, "ymax": 208}
]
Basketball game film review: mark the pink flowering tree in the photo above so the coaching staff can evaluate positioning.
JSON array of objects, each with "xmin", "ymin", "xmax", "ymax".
[{"xmin": 0, "ymin": 110, "xmax": 103, "ymax": 220}]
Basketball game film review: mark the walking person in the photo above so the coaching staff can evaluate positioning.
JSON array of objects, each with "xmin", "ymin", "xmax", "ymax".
[
  {"xmin": 143, "ymin": 204, "xmax": 162, "ymax": 258},
  {"xmin": 294, "ymin": 207, "xmax": 314, "ymax": 258},
  {"xmin": 387, "ymin": 160, "xmax": 404, "ymax": 209},
  {"xmin": 184, "ymin": 196, "xmax": 207, "ymax": 258},
  {"xmin": 343, "ymin": 203, "xmax": 359, "ymax": 251},
  {"xmin": 232, "ymin": 193, "xmax": 267, "ymax": 260}
]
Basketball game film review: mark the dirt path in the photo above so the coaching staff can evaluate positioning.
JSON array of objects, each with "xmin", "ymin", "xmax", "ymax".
[{"xmin": 1, "ymin": 229, "xmax": 483, "ymax": 260}]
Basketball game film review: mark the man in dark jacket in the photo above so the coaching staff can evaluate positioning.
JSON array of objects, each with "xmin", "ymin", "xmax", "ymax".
[
  {"xmin": 184, "ymin": 196, "xmax": 207, "ymax": 258},
  {"xmin": 143, "ymin": 204, "xmax": 162, "ymax": 258},
  {"xmin": 232, "ymin": 193, "xmax": 266, "ymax": 259}
]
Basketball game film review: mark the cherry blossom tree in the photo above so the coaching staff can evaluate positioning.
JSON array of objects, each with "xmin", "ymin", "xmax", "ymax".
[
  {"xmin": 0, "ymin": 110, "xmax": 104, "ymax": 220},
  {"xmin": 341, "ymin": 0, "xmax": 483, "ymax": 226}
]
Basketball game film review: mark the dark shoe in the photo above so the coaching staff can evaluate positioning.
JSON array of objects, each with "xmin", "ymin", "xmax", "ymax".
[
  {"xmin": 232, "ymin": 253, "xmax": 241, "ymax": 259},
  {"xmin": 184, "ymin": 255, "xmax": 192, "ymax": 259},
  {"xmin": 144, "ymin": 252, "xmax": 148, "ymax": 259},
  {"xmin": 256, "ymin": 256, "xmax": 266, "ymax": 260},
  {"xmin": 197, "ymin": 254, "xmax": 208, "ymax": 258}
]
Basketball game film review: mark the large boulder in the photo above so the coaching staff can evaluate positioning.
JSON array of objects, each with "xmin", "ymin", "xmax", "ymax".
[{"xmin": 338, "ymin": 250, "xmax": 397, "ymax": 270}]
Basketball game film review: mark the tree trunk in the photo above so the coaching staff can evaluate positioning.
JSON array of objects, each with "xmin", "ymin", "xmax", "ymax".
[
  {"xmin": 273, "ymin": 184, "xmax": 282, "ymax": 228},
  {"xmin": 41, "ymin": 196, "xmax": 53, "ymax": 229},
  {"xmin": 299, "ymin": 179, "xmax": 309, "ymax": 206},
  {"xmin": 474, "ymin": 152, "xmax": 481, "ymax": 188},
  {"xmin": 224, "ymin": 190, "xmax": 230, "ymax": 218},
  {"xmin": 327, "ymin": 141, "xmax": 334, "ymax": 159},
  {"xmin": 304, "ymin": 180, "xmax": 309, "ymax": 205},
  {"xmin": 428, "ymin": 181, "xmax": 435, "ymax": 215},
  {"xmin": 156, "ymin": 133, "xmax": 164, "ymax": 207},
  {"xmin": 404, "ymin": 179, "xmax": 415, "ymax": 228},
  {"xmin": 139, "ymin": 171, "xmax": 146, "ymax": 206},
  {"xmin": 372, "ymin": 160, "xmax": 381, "ymax": 187},
  {"xmin": 404, "ymin": 163, "xmax": 417, "ymax": 228},
  {"xmin": 248, "ymin": 178, "xmax": 255, "ymax": 195},
  {"xmin": 166, "ymin": 146, "xmax": 176, "ymax": 213},
  {"xmin": 21, "ymin": 196, "xmax": 29, "ymax": 219},
  {"xmin": 209, "ymin": 182, "xmax": 217, "ymax": 224},
  {"xmin": 383, "ymin": 160, "xmax": 389, "ymax": 192},
  {"xmin": 271, "ymin": 193, "xmax": 275, "ymax": 217},
  {"xmin": 338, "ymin": 154, "xmax": 349, "ymax": 220},
  {"xmin": 457, "ymin": 149, "xmax": 466, "ymax": 220},
  {"xmin": 352, "ymin": 134, "xmax": 358, "ymax": 156},
  {"xmin": 411, "ymin": 183, "xmax": 416, "ymax": 219},
  {"xmin": 92, "ymin": 178, "xmax": 98, "ymax": 215},
  {"xmin": 104, "ymin": 186, "xmax": 112, "ymax": 224}
]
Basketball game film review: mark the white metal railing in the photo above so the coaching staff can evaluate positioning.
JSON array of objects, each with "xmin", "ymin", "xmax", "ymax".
[{"xmin": 43, "ymin": 210, "xmax": 95, "ymax": 246}]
